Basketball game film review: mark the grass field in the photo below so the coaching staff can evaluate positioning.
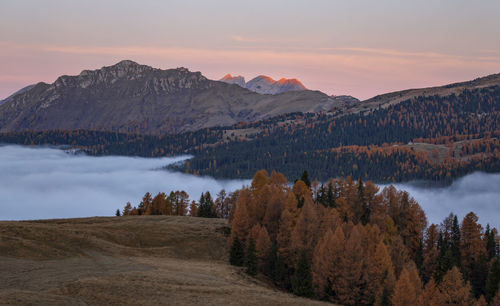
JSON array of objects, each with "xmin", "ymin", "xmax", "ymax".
[{"xmin": 0, "ymin": 216, "xmax": 327, "ymax": 305}]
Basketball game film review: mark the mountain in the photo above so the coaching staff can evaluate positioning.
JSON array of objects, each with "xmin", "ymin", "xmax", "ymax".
[
  {"xmin": 0, "ymin": 60, "xmax": 341, "ymax": 134},
  {"xmin": 219, "ymin": 74, "xmax": 307, "ymax": 94},
  {"xmin": 0, "ymin": 84, "xmax": 35, "ymax": 106},
  {"xmin": 219, "ymin": 74, "xmax": 245, "ymax": 87}
]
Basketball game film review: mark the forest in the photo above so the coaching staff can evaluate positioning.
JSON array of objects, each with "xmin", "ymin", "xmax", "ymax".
[
  {"xmin": 120, "ymin": 169, "xmax": 500, "ymax": 305},
  {"xmin": 1, "ymin": 86, "xmax": 499, "ymax": 183}
]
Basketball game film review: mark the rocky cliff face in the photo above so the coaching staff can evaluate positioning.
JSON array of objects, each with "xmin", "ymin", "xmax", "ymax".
[{"xmin": 0, "ymin": 60, "xmax": 340, "ymax": 134}]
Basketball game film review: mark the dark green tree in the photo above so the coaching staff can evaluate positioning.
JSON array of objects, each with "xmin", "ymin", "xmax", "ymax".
[
  {"xmin": 450, "ymin": 215, "xmax": 462, "ymax": 267},
  {"xmin": 486, "ymin": 258, "xmax": 500, "ymax": 303},
  {"xmin": 229, "ymin": 236, "xmax": 245, "ymax": 267},
  {"xmin": 197, "ymin": 192, "xmax": 217, "ymax": 218},
  {"xmin": 263, "ymin": 243, "xmax": 285, "ymax": 284},
  {"xmin": 245, "ymin": 237, "xmax": 258, "ymax": 276},
  {"xmin": 485, "ymin": 224, "xmax": 497, "ymax": 260},
  {"xmin": 292, "ymin": 250, "xmax": 314, "ymax": 298},
  {"xmin": 300, "ymin": 170, "xmax": 311, "ymax": 188},
  {"xmin": 471, "ymin": 252, "xmax": 489, "ymax": 298},
  {"xmin": 115, "ymin": 209, "xmax": 121, "ymax": 216}
]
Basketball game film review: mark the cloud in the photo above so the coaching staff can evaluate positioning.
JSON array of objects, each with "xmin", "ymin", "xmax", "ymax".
[
  {"xmin": 0, "ymin": 145, "xmax": 249, "ymax": 220},
  {"xmin": 389, "ymin": 172, "xmax": 500, "ymax": 229}
]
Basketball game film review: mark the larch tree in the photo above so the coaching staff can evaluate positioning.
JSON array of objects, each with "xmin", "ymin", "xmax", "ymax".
[
  {"xmin": 188, "ymin": 200, "xmax": 198, "ymax": 217},
  {"xmin": 312, "ymin": 227, "xmax": 345, "ymax": 299},
  {"xmin": 434, "ymin": 266, "xmax": 474, "ymax": 305},
  {"xmin": 255, "ymin": 226, "xmax": 272, "ymax": 266},
  {"xmin": 419, "ymin": 279, "xmax": 439, "ymax": 306},
  {"xmin": 363, "ymin": 239, "xmax": 395, "ymax": 305},
  {"xmin": 392, "ymin": 267, "xmax": 419, "ymax": 306},
  {"xmin": 122, "ymin": 202, "xmax": 132, "ymax": 216},
  {"xmin": 335, "ymin": 225, "xmax": 366, "ymax": 305},
  {"xmin": 262, "ymin": 187, "xmax": 285, "ymax": 241},
  {"xmin": 461, "ymin": 212, "xmax": 485, "ymax": 272},
  {"xmin": 229, "ymin": 193, "xmax": 251, "ymax": 247},
  {"xmin": 292, "ymin": 179, "xmax": 311, "ymax": 209},
  {"xmin": 491, "ymin": 287, "xmax": 500, "ymax": 306},
  {"xmin": 277, "ymin": 208, "xmax": 294, "ymax": 267},
  {"xmin": 290, "ymin": 197, "xmax": 320, "ymax": 261},
  {"xmin": 250, "ymin": 169, "xmax": 269, "ymax": 193}
]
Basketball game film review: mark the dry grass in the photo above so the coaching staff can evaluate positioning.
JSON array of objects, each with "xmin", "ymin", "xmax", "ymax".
[{"xmin": 0, "ymin": 216, "xmax": 327, "ymax": 305}]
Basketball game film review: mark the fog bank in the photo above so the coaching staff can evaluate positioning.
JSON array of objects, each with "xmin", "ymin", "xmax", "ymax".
[
  {"xmin": 0, "ymin": 145, "xmax": 498, "ymax": 229},
  {"xmin": 0, "ymin": 145, "xmax": 249, "ymax": 220},
  {"xmin": 392, "ymin": 172, "xmax": 500, "ymax": 228}
]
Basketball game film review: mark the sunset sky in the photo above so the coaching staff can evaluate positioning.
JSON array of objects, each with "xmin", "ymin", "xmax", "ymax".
[{"xmin": 1, "ymin": 0, "xmax": 500, "ymax": 100}]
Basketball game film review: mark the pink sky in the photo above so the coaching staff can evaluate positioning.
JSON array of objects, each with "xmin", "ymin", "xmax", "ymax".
[{"xmin": 1, "ymin": 1, "xmax": 500, "ymax": 100}]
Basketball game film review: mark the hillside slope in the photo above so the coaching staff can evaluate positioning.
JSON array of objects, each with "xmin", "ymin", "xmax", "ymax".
[
  {"xmin": 0, "ymin": 216, "xmax": 326, "ymax": 305},
  {"xmin": 0, "ymin": 60, "xmax": 338, "ymax": 134}
]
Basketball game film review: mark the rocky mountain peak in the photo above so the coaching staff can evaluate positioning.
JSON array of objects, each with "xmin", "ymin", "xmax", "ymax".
[
  {"xmin": 219, "ymin": 73, "xmax": 307, "ymax": 95},
  {"xmin": 219, "ymin": 74, "xmax": 245, "ymax": 87}
]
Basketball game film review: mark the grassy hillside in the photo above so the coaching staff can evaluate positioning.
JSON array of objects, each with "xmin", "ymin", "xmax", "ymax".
[{"xmin": 0, "ymin": 216, "xmax": 327, "ymax": 305}]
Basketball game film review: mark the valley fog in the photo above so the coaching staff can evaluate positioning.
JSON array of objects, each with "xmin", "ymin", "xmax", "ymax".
[
  {"xmin": 0, "ymin": 145, "xmax": 250, "ymax": 220},
  {"xmin": 0, "ymin": 145, "xmax": 498, "ymax": 228}
]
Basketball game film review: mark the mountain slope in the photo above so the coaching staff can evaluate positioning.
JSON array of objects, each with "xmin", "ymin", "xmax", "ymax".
[
  {"xmin": 0, "ymin": 84, "xmax": 35, "ymax": 106},
  {"xmin": 0, "ymin": 61, "xmax": 338, "ymax": 134}
]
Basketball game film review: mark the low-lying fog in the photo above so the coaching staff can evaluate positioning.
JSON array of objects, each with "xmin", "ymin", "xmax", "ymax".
[{"xmin": 0, "ymin": 145, "xmax": 499, "ymax": 228}]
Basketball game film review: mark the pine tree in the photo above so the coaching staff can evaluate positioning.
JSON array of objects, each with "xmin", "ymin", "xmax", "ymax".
[
  {"xmin": 264, "ymin": 243, "xmax": 284, "ymax": 284},
  {"xmin": 229, "ymin": 236, "xmax": 245, "ymax": 267},
  {"xmin": 485, "ymin": 224, "xmax": 497, "ymax": 260},
  {"xmin": 197, "ymin": 192, "xmax": 217, "ymax": 218},
  {"xmin": 245, "ymin": 237, "xmax": 258, "ymax": 276},
  {"xmin": 292, "ymin": 250, "xmax": 314, "ymax": 298},
  {"xmin": 115, "ymin": 209, "xmax": 121, "ymax": 216},
  {"xmin": 486, "ymin": 258, "xmax": 500, "ymax": 303},
  {"xmin": 300, "ymin": 170, "xmax": 311, "ymax": 188}
]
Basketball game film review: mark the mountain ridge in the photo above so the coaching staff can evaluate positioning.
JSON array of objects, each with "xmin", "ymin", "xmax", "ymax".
[{"xmin": 0, "ymin": 60, "xmax": 342, "ymax": 134}]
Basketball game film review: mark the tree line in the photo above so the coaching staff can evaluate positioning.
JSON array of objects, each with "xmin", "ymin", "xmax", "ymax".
[{"xmin": 119, "ymin": 189, "xmax": 238, "ymax": 219}]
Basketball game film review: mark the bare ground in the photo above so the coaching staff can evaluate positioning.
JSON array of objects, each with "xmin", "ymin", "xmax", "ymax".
[{"xmin": 0, "ymin": 216, "xmax": 327, "ymax": 305}]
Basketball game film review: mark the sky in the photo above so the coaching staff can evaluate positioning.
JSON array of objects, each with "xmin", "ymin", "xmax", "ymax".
[
  {"xmin": 1, "ymin": 145, "xmax": 499, "ymax": 229},
  {"xmin": 1, "ymin": 0, "xmax": 500, "ymax": 100}
]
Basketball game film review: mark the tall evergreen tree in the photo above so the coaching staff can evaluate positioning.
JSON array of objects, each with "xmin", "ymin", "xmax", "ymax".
[
  {"xmin": 485, "ymin": 224, "xmax": 497, "ymax": 260},
  {"xmin": 197, "ymin": 192, "xmax": 217, "ymax": 218},
  {"xmin": 486, "ymin": 258, "xmax": 500, "ymax": 303},
  {"xmin": 229, "ymin": 236, "xmax": 245, "ymax": 267},
  {"xmin": 245, "ymin": 237, "xmax": 257, "ymax": 276},
  {"xmin": 292, "ymin": 250, "xmax": 314, "ymax": 298},
  {"xmin": 300, "ymin": 170, "xmax": 311, "ymax": 188}
]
